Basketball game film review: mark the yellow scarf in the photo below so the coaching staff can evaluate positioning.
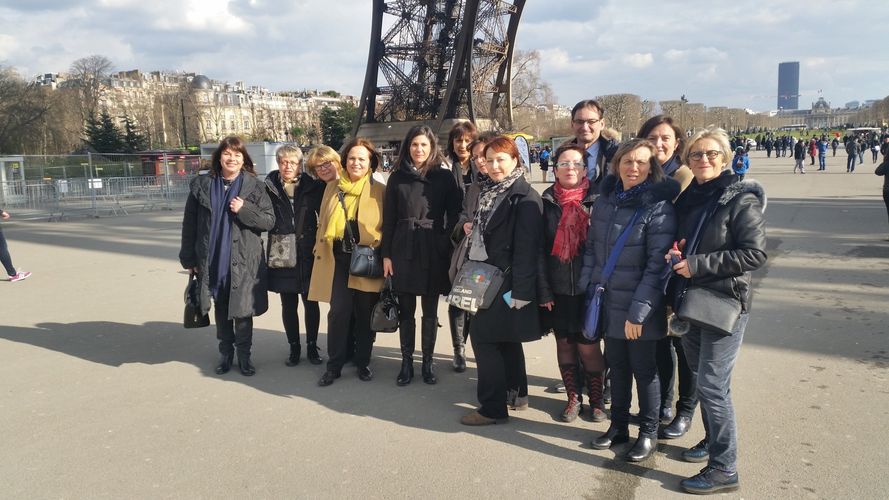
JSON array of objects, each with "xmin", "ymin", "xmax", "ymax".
[{"xmin": 325, "ymin": 173, "xmax": 368, "ymax": 241}]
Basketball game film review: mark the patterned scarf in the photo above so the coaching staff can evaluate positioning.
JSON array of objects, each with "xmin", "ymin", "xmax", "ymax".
[
  {"xmin": 551, "ymin": 177, "xmax": 590, "ymax": 262},
  {"xmin": 207, "ymin": 173, "xmax": 243, "ymax": 299},
  {"xmin": 325, "ymin": 173, "xmax": 368, "ymax": 241},
  {"xmin": 615, "ymin": 178, "xmax": 651, "ymax": 203},
  {"xmin": 471, "ymin": 164, "xmax": 524, "ymax": 249}
]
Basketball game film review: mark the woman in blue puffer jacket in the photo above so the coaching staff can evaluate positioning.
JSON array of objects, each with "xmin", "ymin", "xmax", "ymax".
[{"xmin": 581, "ymin": 138, "xmax": 678, "ymax": 463}]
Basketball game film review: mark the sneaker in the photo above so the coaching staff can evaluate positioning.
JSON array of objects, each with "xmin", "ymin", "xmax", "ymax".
[{"xmin": 9, "ymin": 271, "xmax": 31, "ymax": 283}]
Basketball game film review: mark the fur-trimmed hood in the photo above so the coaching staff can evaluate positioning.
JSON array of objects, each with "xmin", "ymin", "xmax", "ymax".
[
  {"xmin": 600, "ymin": 174, "xmax": 681, "ymax": 208},
  {"xmin": 718, "ymin": 178, "xmax": 767, "ymax": 213}
]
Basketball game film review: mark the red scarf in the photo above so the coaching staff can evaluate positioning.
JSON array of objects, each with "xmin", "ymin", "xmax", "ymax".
[{"xmin": 551, "ymin": 177, "xmax": 590, "ymax": 263}]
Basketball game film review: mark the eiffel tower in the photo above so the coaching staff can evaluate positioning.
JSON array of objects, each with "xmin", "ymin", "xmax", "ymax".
[{"xmin": 353, "ymin": 0, "xmax": 525, "ymax": 144}]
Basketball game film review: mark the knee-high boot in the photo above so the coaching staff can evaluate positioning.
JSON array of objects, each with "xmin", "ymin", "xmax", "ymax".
[
  {"xmin": 421, "ymin": 317, "xmax": 438, "ymax": 385},
  {"xmin": 396, "ymin": 319, "xmax": 416, "ymax": 386},
  {"xmin": 585, "ymin": 371, "xmax": 607, "ymax": 422},
  {"xmin": 448, "ymin": 306, "xmax": 467, "ymax": 373}
]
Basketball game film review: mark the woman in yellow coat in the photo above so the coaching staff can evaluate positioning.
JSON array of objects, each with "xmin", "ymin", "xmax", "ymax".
[{"xmin": 308, "ymin": 137, "xmax": 386, "ymax": 386}]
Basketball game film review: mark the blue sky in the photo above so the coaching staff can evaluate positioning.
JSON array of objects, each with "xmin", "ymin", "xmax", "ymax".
[{"xmin": 1, "ymin": 0, "xmax": 887, "ymax": 112}]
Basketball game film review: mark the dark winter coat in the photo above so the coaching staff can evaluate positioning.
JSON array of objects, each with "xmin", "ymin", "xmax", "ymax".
[
  {"xmin": 876, "ymin": 158, "xmax": 889, "ymax": 190},
  {"xmin": 381, "ymin": 165, "xmax": 463, "ymax": 295},
  {"xmin": 793, "ymin": 141, "xmax": 806, "ymax": 160},
  {"xmin": 469, "ymin": 177, "xmax": 545, "ymax": 344},
  {"xmin": 579, "ymin": 176, "xmax": 679, "ymax": 341},
  {"xmin": 537, "ymin": 182, "xmax": 597, "ymax": 302},
  {"xmin": 179, "ymin": 173, "xmax": 275, "ymax": 319},
  {"xmin": 448, "ymin": 156, "xmax": 479, "ymax": 194},
  {"xmin": 670, "ymin": 171, "xmax": 767, "ymax": 315},
  {"xmin": 263, "ymin": 171, "xmax": 324, "ymax": 295}
]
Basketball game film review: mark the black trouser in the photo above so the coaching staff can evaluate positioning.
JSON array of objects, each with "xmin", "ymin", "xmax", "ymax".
[
  {"xmin": 882, "ymin": 189, "xmax": 889, "ymax": 229},
  {"xmin": 471, "ymin": 339, "xmax": 525, "ymax": 419},
  {"xmin": 605, "ymin": 337, "xmax": 660, "ymax": 436},
  {"xmin": 0, "ymin": 228, "xmax": 15, "ymax": 276},
  {"xmin": 326, "ymin": 246, "xmax": 377, "ymax": 373},
  {"xmin": 656, "ymin": 335, "xmax": 699, "ymax": 417},
  {"xmin": 213, "ymin": 285, "xmax": 253, "ymax": 358},
  {"xmin": 398, "ymin": 294, "xmax": 439, "ymax": 323},
  {"xmin": 279, "ymin": 292, "xmax": 320, "ymax": 345}
]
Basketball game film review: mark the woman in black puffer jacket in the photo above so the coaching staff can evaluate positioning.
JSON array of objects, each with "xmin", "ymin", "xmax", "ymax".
[
  {"xmin": 667, "ymin": 127, "xmax": 767, "ymax": 495},
  {"xmin": 581, "ymin": 139, "xmax": 678, "ymax": 463}
]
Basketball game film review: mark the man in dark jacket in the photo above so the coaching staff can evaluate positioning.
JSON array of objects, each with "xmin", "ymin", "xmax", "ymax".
[{"xmin": 564, "ymin": 99, "xmax": 619, "ymax": 185}]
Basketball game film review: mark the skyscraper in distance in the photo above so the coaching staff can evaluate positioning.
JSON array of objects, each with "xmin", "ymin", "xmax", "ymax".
[{"xmin": 778, "ymin": 61, "xmax": 800, "ymax": 110}]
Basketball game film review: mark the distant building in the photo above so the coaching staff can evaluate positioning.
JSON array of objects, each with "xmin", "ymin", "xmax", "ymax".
[
  {"xmin": 778, "ymin": 62, "xmax": 800, "ymax": 110},
  {"xmin": 845, "ymin": 101, "xmax": 860, "ymax": 109}
]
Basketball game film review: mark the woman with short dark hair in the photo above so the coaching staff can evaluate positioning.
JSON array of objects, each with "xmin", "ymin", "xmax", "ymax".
[{"xmin": 180, "ymin": 136, "xmax": 275, "ymax": 376}]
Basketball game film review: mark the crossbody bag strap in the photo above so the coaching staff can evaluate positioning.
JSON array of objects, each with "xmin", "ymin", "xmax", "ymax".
[
  {"xmin": 600, "ymin": 209, "xmax": 641, "ymax": 285},
  {"xmin": 337, "ymin": 191, "xmax": 357, "ymax": 245}
]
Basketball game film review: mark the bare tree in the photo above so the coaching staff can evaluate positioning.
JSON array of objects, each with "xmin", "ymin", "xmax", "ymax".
[
  {"xmin": 68, "ymin": 55, "xmax": 114, "ymax": 123},
  {"xmin": 597, "ymin": 94, "xmax": 642, "ymax": 136},
  {"xmin": 0, "ymin": 66, "xmax": 50, "ymax": 153}
]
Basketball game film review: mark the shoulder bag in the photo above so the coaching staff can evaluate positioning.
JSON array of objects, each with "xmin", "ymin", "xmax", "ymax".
[
  {"xmin": 338, "ymin": 191, "xmax": 383, "ymax": 278},
  {"xmin": 445, "ymin": 259, "xmax": 507, "ymax": 314},
  {"xmin": 582, "ymin": 209, "xmax": 641, "ymax": 341}
]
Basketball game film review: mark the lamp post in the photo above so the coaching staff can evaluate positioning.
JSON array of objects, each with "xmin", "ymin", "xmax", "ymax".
[{"xmin": 680, "ymin": 94, "xmax": 688, "ymax": 131}]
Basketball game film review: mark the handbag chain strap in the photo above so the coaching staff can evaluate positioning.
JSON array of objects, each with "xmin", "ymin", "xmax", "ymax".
[{"xmin": 337, "ymin": 190, "xmax": 358, "ymax": 246}]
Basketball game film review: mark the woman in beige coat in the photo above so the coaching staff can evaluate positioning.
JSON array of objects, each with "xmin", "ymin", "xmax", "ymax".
[{"xmin": 308, "ymin": 137, "xmax": 386, "ymax": 386}]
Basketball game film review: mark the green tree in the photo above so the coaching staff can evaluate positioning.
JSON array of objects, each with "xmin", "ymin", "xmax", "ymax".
[
  {"xmin": 319, "ymin": 103, "xmax": 356, "ymax": 151},
  {"xmin": 84, "ymin": 109, "xmax": 126, "ymax": 153},
  {"xmin": 122, "ymin": 114, "xmax": 147, "ymax": 152}
]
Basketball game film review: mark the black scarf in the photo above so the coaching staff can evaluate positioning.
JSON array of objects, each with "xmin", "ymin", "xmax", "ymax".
[{"xmin": 208, "ymin": 173, "xmax": 243, "ymax": 299}]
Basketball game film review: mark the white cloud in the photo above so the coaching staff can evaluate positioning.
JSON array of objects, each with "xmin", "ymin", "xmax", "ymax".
[{"xmin": 624, "ymin": 53, "xmax": 653, "ymax": 69}]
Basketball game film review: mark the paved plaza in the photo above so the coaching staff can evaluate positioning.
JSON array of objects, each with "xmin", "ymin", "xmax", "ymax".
[{"xmin": 2, "ymin": 150, "xmax": 888, "ymax": 499}]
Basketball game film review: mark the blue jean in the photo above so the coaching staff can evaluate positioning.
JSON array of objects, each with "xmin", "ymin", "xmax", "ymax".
[
  {"xmin": 0, "ymin": 228, "xmax": 16, "ymax": 276},
  {"xmin": 818, "ymin": 154, "xmax": 826, "ymax": 169},
  {"xmin": 681, "ymin": 314, "xmax": 747, "ymax": 473},
  {"xmin": 847, "ymin": 155, "xmax": 856, "ymax": 172}
]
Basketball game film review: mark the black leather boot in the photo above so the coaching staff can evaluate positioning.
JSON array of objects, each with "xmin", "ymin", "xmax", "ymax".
[
  {"xmin": 306, "ymin": 341, "xmax": 323, "ymax": 365},
  {"xmin": 660, "ymin": 414, "xmax": 693, "ymax": 439},
  {"xmin": 591, "ymin": 425, "xmax": 630, "ymax": 450},
  {"xmin": 448, "ymin": 306, "xmax": 467, "ymax": 373},
  {"xmin": 285, "ymin": 342, "xmax": 301, "ymax": 366},
  {"xmin": 396, "ymin": 319, "xmax": 416, "ymax": 386},
  {"xmin": 421, "ymin": 317, "xmax": 438, "ymax": 385},
  {"xmin": 215, "ymin": 352, "xmax": 234, "ymax": 375},
  {"xmin": 238, "ymin": 354, "xmax": 256, "ymax": 376},
  {"xmin": 625, "ymin": 434, "xmax": 658, "ymax": 462}
]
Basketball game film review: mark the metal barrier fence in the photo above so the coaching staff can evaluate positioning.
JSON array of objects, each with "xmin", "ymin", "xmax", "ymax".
[{"xmin": 0, "ymin": 153, "xmax": 206, "ymax": 220}]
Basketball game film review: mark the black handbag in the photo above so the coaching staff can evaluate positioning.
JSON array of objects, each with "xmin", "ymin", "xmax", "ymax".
[
  {"xmin": 370, "ymin": 277, "xmax": 400, "ymax": 333},
  {"xmin": 676, "ymin": 286, "xmax": 742, "ymax": 336},
  {"xmin": 337, "ymin": 191, "xmax": 383, "ymax": 278},
  {"xmin": 445, "ymin": 260, "xmax": 506, "ymax": 313},
  {"xmin": 184, "ymin": 273, "xmax": 210, "ymax": 328}
]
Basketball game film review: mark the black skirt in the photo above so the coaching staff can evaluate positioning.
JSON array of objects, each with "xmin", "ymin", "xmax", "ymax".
[{"xmin": 541, "ymin": 293, "xmax": 596, "ymax": 344}]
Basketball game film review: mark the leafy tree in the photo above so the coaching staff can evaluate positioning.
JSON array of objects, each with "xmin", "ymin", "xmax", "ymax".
[
  {"xmin": 84, "ymin": 109, "xmax": 126, "ymax": 153},
  {"xmin": 321, "ymin": 90, "xmax": 341, "ymax": 98},
  {"xmin": 319, "ymin": 103, "xmax": 356, "ymax": 151}
]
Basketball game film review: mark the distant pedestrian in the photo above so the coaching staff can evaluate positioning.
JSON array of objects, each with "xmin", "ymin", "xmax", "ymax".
[
  {"xmin": 808, "ymin": 139, "xmax": 817, "ymax": 166},
  {"xmin": 539, "ymin": 146, "xmax": 551, "ymax": 182},
  {"xmin": 732, "ymin": 147, "xmax": 749, "ymax": 181},
  {"xmin": 831, "ymin": 137, "xmax": 839, "ymax": 156},
  {"xmin": 0, "ymin": 209, "xmax": 31, "ymax": 283},
  {"xmin": 817, "ymin": 138, "xmax": 829, "ymax": 171},
  {"xmin": 871, "ymin": 139, "xmax": 880, "ymax": 163},
  {"xmin": 846, "ymin": 138, "xmax": 859, "ymax": 172},
  {"xmin": 793, "ymin": 138, "xmax": 806, "ymax": 174}
]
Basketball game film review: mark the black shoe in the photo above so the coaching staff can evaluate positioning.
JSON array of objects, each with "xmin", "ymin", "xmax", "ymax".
[
  {"xmin": 318, "ymin": 370, "xmax": 340, "ymax": 387},
  {"xmin": 625, "ymin": 435, "xmax": 657, "ymax": 462},
  {"xmin": 590, "ymin": 426, "xmax": 630, "ymax": 450},
  {"xmin": 357, "ymin": 366, "xmax": 373, "ymax": 382},
  {"xmin": 421, "ymin": 356, "xmax": 437, "ymax": 385},
  {"xmin": 285, "ymin": 342, "xmax": 301, "ymax": 367},
  {"xmin": 680, "ymin": 466, "xmax": 740, "ymax": 494},
  {"xmin": 215, "ymin": 353, "xmax": 233, "ymax": 375},
  {"xmin": 660, "ymin": 414, "xmax": 692, "ymax": 439},
  {"xmin": 306, "ymin": 341, "xmax": 323, "ymax": 365},
  {"xmin": 237, "ymin": 356, "xmax": 255, "ymax": 376},
  {"xmin": 659, "ymin": 406, "xmax": 674, "ymax": 424},
  {"xmin": 603, "ymin": 378, "xmax": 612, "ymax": 405},
  {"xmin": 396, "ymin": 358, "xmax": 414, "ymax": 386},
  {"xmin": 453, "ymin": 346, "xmax": 466, "ymax": 373},
  {"xmin": 682, "ymin": 439, "xmax": 710, "ymax": 463}
]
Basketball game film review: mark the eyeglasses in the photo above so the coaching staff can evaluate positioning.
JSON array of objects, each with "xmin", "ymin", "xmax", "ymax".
[
  {"xmin": 316, "ymin": 162, "xmax": 334, "ymax": 170},
  {"xmin": 572, "ymin": 117, "xmax": 602, "ymax": 127},
  {"xmin": 472, "ymin": 156, "xmax": 487, "ymax": 164},
  {"xmin": 688, "ymin": 150, "xmax": 722, "ymax": 161},
  {"xmin": 556, "ymin": 161, "xmax": 585, "ymax": 170}
]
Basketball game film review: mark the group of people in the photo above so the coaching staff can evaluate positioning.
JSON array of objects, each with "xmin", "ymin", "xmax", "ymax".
[{"xmin": 178, "ymin": 99, "xmax": 768, "ymax": 495}]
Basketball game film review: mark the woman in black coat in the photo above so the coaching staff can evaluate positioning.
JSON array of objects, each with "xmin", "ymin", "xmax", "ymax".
[
  {"xmin": 382, "ymin": 125, "xmax": 463, "ymax": 386},
  {"xmin": 459, "ymin": 136, "xmax": 544, "ymax": 426},
  {"xmin": 445, "ymin": 121, "xmax": 479, "ymax": 372},
  {"xmin": 667, "ymin": 127, "xmax": 767, "ymax": 495},
  {"xmin": 264, "ymin": 145, "xmax": 325, "ymax": 366},
  {"xmin": 179, "ymin": 136, "xmax": 275, "ymax": 376},
  {"xmin": 582, "ymin": 139, "xmax": 678, "ymax": 462},
  {"xmin": 538, "ymin": 143, "xmax": 606, "ymax": 423}
]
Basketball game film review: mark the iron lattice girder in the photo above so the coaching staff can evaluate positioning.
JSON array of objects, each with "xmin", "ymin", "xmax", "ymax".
[{"xmin": 354, "ymin": 0, "xmax": 524, "ymax": 137}]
